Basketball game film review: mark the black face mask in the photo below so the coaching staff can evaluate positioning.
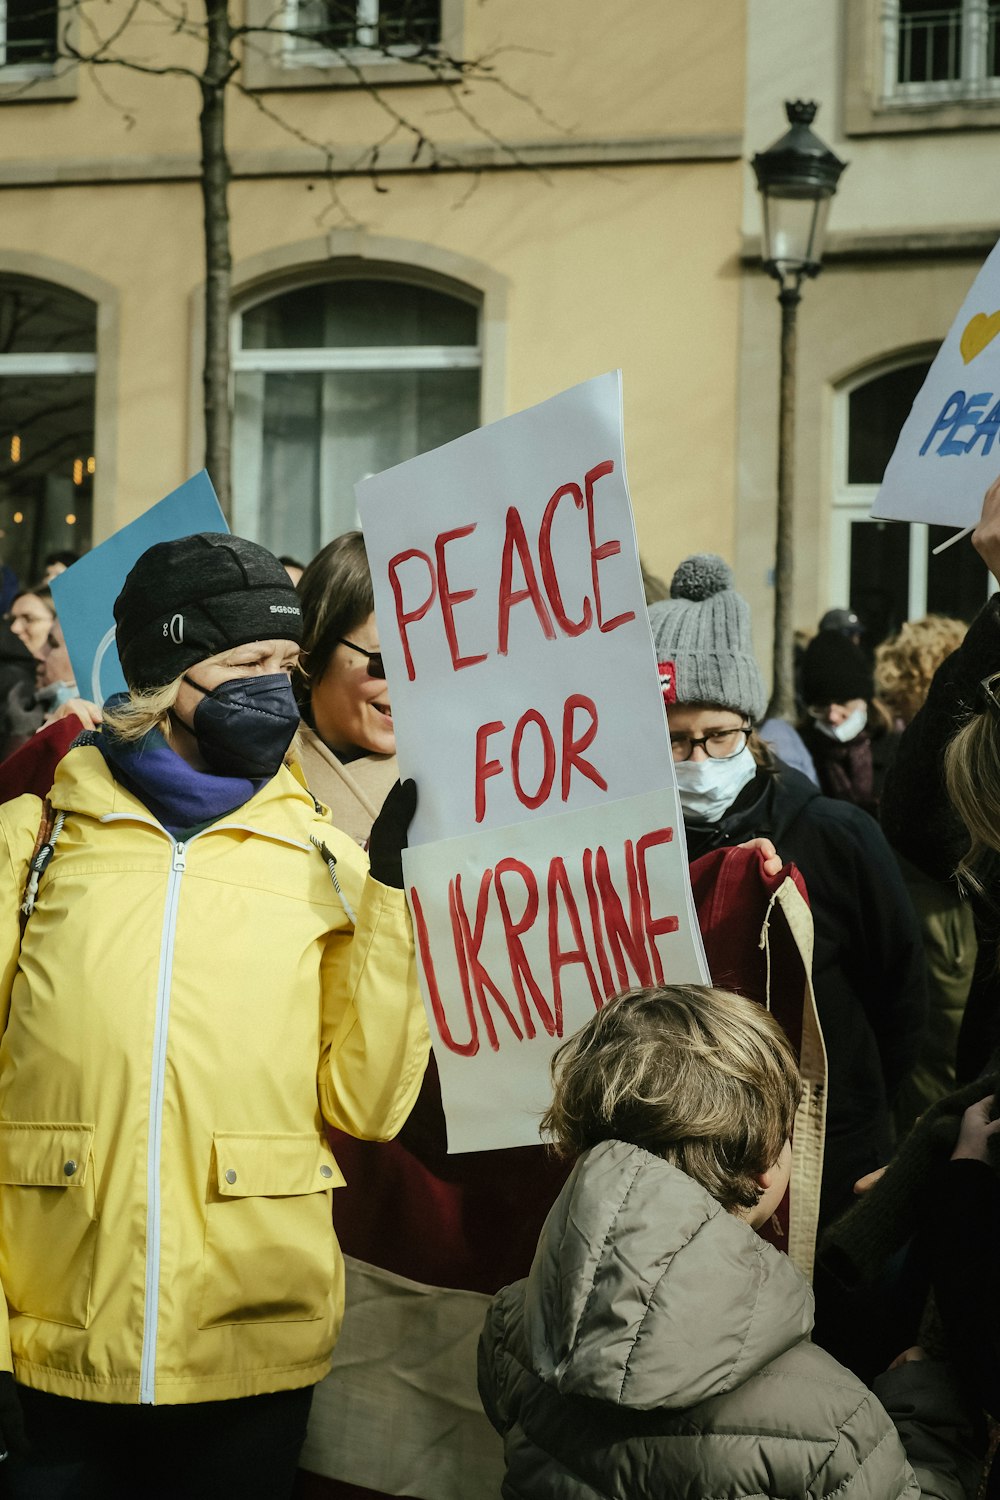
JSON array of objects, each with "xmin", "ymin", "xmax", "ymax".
[{"xmin": 179, "ymin": 672, "xmax": 300, "ymax": 779}]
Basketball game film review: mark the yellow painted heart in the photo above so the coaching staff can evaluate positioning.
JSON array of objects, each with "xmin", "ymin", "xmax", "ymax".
[{"xmin": 960, "ymin": 309, "xmax": 1000, "ymax": 364}]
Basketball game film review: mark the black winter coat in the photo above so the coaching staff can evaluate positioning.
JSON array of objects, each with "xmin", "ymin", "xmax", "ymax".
[
  {"xmin": 685, "ymin": 764, "xmax": 928, "ymax": 1223},
  {"xmin": 800, "ymin": 718, "xmax": 899, "ymax": 820}
]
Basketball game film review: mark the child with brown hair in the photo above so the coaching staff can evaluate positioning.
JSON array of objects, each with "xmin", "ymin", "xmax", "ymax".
[{"xmin": 478, "ymin": 985, "xmax": 979, "ymax": 1500}]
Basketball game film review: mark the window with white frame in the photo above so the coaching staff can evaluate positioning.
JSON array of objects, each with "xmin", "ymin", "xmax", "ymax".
[
  {"xmin": 832, "ymin": 353, "xmax": 992, "ymax": 646},
  {"xmin": 884, "ymin": 0, "xmax": 1000, "ymax": 102},
  {"xmin": 0, "ymin": 275, "xmax": 96, "ymax": 579},
  {"xmin": 285, "ymin": 0, "xmax": 440, "ymax": 67},
  {"xmin": 232, "ymin": 276, "xmax": 480, "ymax": 562},
  {"xmin": 0, "ymin": 0, "xmax": 58, "ymax": 72}
]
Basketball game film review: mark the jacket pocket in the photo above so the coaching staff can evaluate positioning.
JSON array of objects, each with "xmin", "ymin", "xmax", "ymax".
[
  {"xmin": 0, "ymin": 1122, "xmax": 97, "ymax": 1329},
  {"xmin": 198, "ymin": 1131, "xmax": 344, "ymax": 1329}
]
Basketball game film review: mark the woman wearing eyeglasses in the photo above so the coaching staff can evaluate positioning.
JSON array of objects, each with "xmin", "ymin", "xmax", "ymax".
[
  {"xmin": 6, "ymin": 588, "xmax": 56, "ymax": 663},
  {"xmin": 294, "ymin": 533, "xmax": 398, "ymax": 847},
  {"xmin": 650, "ymin": 557, "xmax": 927, "ymax": 1377},
  {"xmin": 1, "ymin": 587, "xmax": 64, "ymax": 758},
  {"xmin": 293, "ymin": 533, "xmax": 572, "ymax": 1500}
]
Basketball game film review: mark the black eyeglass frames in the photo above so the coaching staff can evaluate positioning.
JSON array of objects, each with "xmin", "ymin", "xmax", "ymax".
[{"xmin": 338, "ymin": 637, "xmax": 386, "ymax": 679}]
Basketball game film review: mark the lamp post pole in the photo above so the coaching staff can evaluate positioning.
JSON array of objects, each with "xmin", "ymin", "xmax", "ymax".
[
  {"xmin": 772, "ymin": 284, "xmax": 800, "ymax": 720},
  {"xmin": 752, "ymin": 100, "xmax": 846, "ymax": 721}
]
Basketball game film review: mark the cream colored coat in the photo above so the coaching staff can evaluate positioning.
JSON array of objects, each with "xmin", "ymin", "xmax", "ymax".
[
  {"xmin": 0, "ymin": 745, "xmax": 429, "ymax": 1405},
  {"xmin": 295, "ymin": 724, "xmax": 397, "ymax": 847}
]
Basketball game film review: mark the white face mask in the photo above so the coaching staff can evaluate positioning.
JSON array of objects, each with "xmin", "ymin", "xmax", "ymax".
[
  {"xmin": 815, "ymin": 704, "xmax": 868, "ymax": 744},
  {"xmin": 674, "ymin": 743, "xmax": 758, "ymax": 825}
]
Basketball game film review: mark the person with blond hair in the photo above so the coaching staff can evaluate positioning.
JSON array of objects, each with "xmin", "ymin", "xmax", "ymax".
[
  {"xmin": 0, "ymin": 531, "xmax": 429, "ymax": 1498},
  {"xmin": 478, "ymin": 984, "xmax": 978, "ymax": 1500},
  {"xmin": 876, "ymin": 615, "xmax": 969, "ymax": 730}
]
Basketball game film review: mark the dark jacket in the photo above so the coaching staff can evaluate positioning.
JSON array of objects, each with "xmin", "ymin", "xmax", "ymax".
[
  {"xmin": 926, "ymin": 1160, "xmax": 1000, "ymax": 1428},
  {"xmin": 881, "ymin": 597, "xmax": 1000, "ymax": 1083},
  {"xmin": 478, "ymin": 1140, "xmax": 978, "ymax": 1500},
  {"xmin": 685, "ymin": 764, "xmax": 928, "ymax": 1221},
  {"xmin": 801, "ymin": 717, "xmax": 899, "ymax": 820}
]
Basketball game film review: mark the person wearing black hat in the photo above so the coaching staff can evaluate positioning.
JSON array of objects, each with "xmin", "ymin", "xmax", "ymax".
[
  {"xmin": 818, "ymin": 606, "xmax": 864, "ymax": 647},
  {"xmin": 0, "ymin": 532, "xmax": 429, "ymax": 1498},
  {"xmin": 799, "ymin": 630, "xmax": 899, "ymax": 820}
]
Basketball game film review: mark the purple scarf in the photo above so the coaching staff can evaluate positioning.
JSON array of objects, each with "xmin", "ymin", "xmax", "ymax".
[{"xmin": 92, "ymin": 697, "xmax": 266, "ymax": 838}]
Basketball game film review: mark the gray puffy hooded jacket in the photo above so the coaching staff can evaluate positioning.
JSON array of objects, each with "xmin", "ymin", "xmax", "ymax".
[{"xmin": 478, "ymin": 1140, "xmax": 978, "ymax": 1499}]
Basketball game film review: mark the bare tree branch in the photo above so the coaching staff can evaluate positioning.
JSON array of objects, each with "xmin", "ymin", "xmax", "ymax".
[{"xmin": 10, "ymin": 0, "xmax": 558, "ymax": 510}]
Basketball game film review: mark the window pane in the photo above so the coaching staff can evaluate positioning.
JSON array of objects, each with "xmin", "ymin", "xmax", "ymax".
[
  {"xmin": 897, "ymin": 1, "xmax": 962, "ymax": 83},
  {"xmin": 3, "ymin": 0, "xmax": 58, "ymax": 64},
  {"xmin": 849, "ymin": 520, "xmax": 910, "ymax": 646},
  {"xmin": 927, "ymin": 524, "xmax": 990, "ymax": 620},
  {"xmin": 989, "ymin": 2, "xmax": 1000, "ymax": 75},
  {"xmin": 0, "ymin": 374, "xmax": 94, "ymax": 580},
  {"xmin": 241, "ymin": 278, "xmax": 477, "ymax": 351},
  {"xmin": 0, "ymin": 276, "xmax": 96, "ymax": 356},
  {"xmin": 293, "ymin": 0, "xmax": 440, "ymax": 50},
  {"xmin": 847, "ymin": 361, "xmax": 934, "ymax": 484},
  {"xmin": 233, "ymin": 366, "xmax": 479, "ymax": 559},
  {"xmin": 376, "ymin": 0, "xmax": 438, "ymax": 46}
]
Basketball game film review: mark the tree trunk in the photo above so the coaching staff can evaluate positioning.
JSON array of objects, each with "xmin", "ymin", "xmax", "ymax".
[{"xmin": 199, "ymin": 0, "xmax": 233, "ymax": 512}]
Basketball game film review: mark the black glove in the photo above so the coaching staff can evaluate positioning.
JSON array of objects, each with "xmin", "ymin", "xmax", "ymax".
[
  {"xmin": 0, "ymin": 1370, "xmax": 28, "ymax": 1460},
  {"xmin": 368, "ymin": 779, "xmax": 417, "ymax": 889}
]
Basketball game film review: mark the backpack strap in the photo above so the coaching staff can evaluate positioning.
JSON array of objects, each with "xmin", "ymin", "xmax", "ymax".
[{"xmin": 19, "ymin": 798, "xmax": 66, "ymax": 937}]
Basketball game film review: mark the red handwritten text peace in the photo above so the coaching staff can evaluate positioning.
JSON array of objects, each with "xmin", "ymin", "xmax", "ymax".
[{"xmin": 386, "ymin": 460, "xmax": 634, "ymax": 681}]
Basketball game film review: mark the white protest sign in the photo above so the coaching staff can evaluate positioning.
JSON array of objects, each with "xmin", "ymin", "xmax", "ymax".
[
  {"xmin": 357, "ymin": 372, "xmax": 709, "ymax": 1152},
  {"xmin": 404, "ymin": 789, "xmax": 706, "ymax": 1151},
  {"xmin": 872, "ymin": 237, "xmax": 1000, "ymax": 526}
]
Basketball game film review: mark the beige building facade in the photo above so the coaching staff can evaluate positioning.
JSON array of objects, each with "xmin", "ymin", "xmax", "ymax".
[
  {"xmin": 739, "ymin": 0, "xmax": 999, "ymax": 673},
  {"xmin": 1, "ymin": 0, "xmax": 747, "ymax": 589}
]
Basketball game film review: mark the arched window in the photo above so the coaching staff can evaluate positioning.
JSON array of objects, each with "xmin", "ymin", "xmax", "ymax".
[
  {"xmin": 232, "ymin": 276, "xmax": 481, "ymax": 560},
  {"xmin": 0, "ymin": 275, "xmax": 96, "ymax": 582},
  {"xmin": 832, "ymin": 353, "xmax": 992, "ymax": 645}
]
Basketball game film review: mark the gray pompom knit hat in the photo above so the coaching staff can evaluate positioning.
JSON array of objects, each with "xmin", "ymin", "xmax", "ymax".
[{"xmin": 648, "ymin": 554, "xmax": 768, "ymax": 723}]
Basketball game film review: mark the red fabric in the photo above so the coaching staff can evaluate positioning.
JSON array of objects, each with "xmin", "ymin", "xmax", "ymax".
[
  {"xmin": 0, "ymin": 716, "xmax": 82, "ymax": 804},
  {"xmin": 329, "ymin": 1055, "xmax": 571, "ymax": 1296},
  {"xmin": 657, "ymin": 660, "xmax": 677, "ymax": 704},
  {"xmin": 690, "ymin": 843, "xmax": 812, "ymax": 1248},
  {"xmin": 690, "ymin": 843, "xmax": 810, "ymax": 1043}
]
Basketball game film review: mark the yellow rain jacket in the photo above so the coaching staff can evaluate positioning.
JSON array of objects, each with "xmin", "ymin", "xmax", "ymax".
[{"xmin": 0, "ymin": 745, "xmax": 430, "ymax": 1405}]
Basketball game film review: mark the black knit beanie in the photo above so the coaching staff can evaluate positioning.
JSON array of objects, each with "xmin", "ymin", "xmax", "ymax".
[
  {"xmin": 801, "ymin": 629, "xmax": 873, "ymax": 708},
  {"xmin": 114, "ymin": 533, "xmax": 303, "ymax": 690}
]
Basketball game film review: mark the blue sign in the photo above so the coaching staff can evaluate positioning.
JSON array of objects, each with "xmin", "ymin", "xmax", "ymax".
[{"xmin": 50, "ymin": 471, "xmax": 228, "ymax": 704}]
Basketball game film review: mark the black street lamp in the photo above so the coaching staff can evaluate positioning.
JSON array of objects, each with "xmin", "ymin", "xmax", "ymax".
[{"xmin": 752, "ymin": 100, "xmax": 846, "ymax": 720}]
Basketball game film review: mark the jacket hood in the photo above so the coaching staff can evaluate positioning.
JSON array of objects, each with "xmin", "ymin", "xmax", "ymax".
[
  {"xmin": 523, "ymin": 1139, "xmax": 813, "ymax": 1412},
  {"xmin": 49, "ymin": 742, "xmax": 326, "ymax": 846}
]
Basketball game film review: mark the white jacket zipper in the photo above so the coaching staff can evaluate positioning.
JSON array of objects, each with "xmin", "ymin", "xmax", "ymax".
[
  {"xmin": 97, "ymin": 811, "xmax": 312, "ymax": 1403},
  {"xmin": 139, "ymin": 836, "xmax": 188, "ymax": 1405}
]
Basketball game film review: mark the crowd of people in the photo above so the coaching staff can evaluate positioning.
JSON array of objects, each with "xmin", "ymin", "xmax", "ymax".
[{"xmin": 0, "ymin": 490, "xmax": 996, "ymax": 1499}]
